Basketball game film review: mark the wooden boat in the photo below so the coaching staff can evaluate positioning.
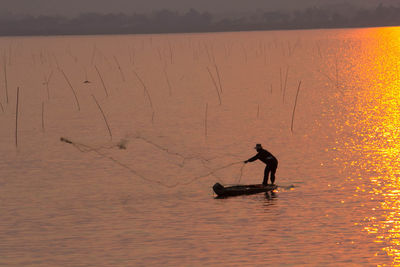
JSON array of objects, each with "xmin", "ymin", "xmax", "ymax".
[{"xmin": 213, "ymin": 182, "xmax": 277, "ymax": 197}]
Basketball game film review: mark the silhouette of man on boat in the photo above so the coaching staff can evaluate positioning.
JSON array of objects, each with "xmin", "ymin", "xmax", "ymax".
[{"xmin": 244, "ymin": 144, "xmax": 278, "ymax": 186}]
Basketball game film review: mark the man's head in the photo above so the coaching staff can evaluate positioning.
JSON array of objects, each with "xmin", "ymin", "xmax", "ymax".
[{"xmin": 254, "ymin": 143, "xmax": 262, "ymax": 151}]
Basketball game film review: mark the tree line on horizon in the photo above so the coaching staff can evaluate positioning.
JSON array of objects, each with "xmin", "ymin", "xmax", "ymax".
[{"xmin": 1, "ymin": 4, "xmax": 400, "ymax": 36}]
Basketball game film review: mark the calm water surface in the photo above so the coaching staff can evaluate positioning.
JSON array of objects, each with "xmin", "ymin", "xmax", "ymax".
[{"xmin": 1, "ymin": 27, "xmax": 400, "ymax": 266}]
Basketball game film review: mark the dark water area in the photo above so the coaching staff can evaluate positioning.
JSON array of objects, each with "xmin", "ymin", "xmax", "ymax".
[{"xmin": 1, "ymin": 27, "xmax": 400, "ymax": 265}]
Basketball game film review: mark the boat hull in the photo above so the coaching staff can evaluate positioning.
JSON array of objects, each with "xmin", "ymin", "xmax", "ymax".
[{"xmin": 213, "ymin": 182, "xmax": 277, "ymax": 197}]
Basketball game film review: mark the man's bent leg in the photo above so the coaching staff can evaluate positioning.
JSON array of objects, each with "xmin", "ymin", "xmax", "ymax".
[
  {"xmin": 268, "ymin": 159, "xmax": 278, "ymax": 185},
  {"xmin": 263, "ymin": 166, "xmax": 270, "ymax": 185},
  {"xmin": 270, "ymin": 168, "xmax": 276, "ymax": 185}
]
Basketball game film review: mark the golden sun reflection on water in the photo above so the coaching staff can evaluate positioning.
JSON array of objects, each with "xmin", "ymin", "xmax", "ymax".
[{"xmin": 338, "ymin": 27, "xmax": 400, "ymax": 264}]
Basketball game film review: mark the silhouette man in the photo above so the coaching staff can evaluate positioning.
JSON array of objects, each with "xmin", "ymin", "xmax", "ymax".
[{"xmin": 244, "ymin": 144, "xmax": 278, "ymax": 185}]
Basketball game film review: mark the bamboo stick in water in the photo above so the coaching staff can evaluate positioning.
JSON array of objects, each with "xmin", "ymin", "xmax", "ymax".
[
  {"xmin": 61, "ymin": 70, "xmax": 81, "ymax": 111},
  {"xmin": 205, "ymin": 103, "xmax": 208, "ymax": 138},
  {"xmin": 113, "ymin": 56, "xmax": 126, "ymax": 82},
  {"xmin": 92, "ymin": 94, "xmax": 112, "ymax": 140},
  {"xmin": 41, "ymin": 101, "xmax": 45, "ymax": 132},
  {"xmin": 206, "ymin": 67, "xmax": 222, "ymax": 105},
  {"xmin": 4, "ymin": 60, "xmax": 8, "ymax": 103},
  {"xmin": 133, "ymin": 69, "xmax": 154, "ymax": 111},
  {"xmin": 282, "ymin": 66, "xmax": 289, "ymax": 103},
  {"xmin": 164, "ymin": 68, "xmax": 172, "ymax": 96},
  {"xmin": 291, "ymin": 81, "xmax": 302, "ymax": 133},
  {"xmin": 95, "ymin": 66, "xmax": 109, "ymax": 97},
  {"xmin": 214, "ymin": 64, "xmax": 223, "ymax": 93},
  {"xmin": 15, "ymin": 87, "xmax": 19, "ymax": 147}
]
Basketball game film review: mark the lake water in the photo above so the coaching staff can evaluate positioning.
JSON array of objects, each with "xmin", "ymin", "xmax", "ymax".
[{"xmin": 1, "ymin": 27, "xmax": 400, "ymax": 266}]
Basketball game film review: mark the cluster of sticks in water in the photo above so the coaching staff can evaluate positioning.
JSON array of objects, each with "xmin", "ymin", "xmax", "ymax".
[
  {"xmin": 1, "ymin": 37, "xmax": 313, "ymax": 150},
  {"xmin": 60, "ymin": 135, "xmax": 246, "ymax": 188}
]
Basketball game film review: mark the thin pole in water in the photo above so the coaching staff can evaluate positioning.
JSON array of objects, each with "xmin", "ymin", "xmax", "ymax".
[
  {"xmin": 282, "ymin": 66, "xmax": 289, "ymax": 103},
  {"xmin": 92, "ymin": 94, "xmax": 112, "ymax": 140},
  {"xmin": 164, "ymin": 68, "xmax": 172, "ymax": 96},
  {"xmin": 168, "ymin": 41, "xmax": 173, "ymax": 64},
  {"xmin": 41, "ymin": 101, "xmax": 45, "ymax": 132},
  {"xmin": 4, "ymin": 60, "xmax": 8, "ymax": 103},
  {"xmin": 45, "ymin": 70, "xmax": 53, "ymax": 100},
  {"xmin": 95, "ymin": 65, "xmax": 109, "ymax": 97},
  {"xmin": 291, "ymin": 81, "xmax": 302, "ymax": 133},
  {"xmin": 206, "ymin": 67, "xmax": 222, "ymax": 105},
  {"xmin": 15, "ymin": 87, "xmax": 19, "ymax": 147},
  {"xmin": 205, "ymin": 103, "xmax": 208, "ymax": 138},
  {"xmin": 61, "ymin": 70, "xmax": 80, "ymax": 111},
  {"xmin": 133, "ymin": 69, "xmax": 154, "ymax": 110},
  {"xmin": 113, "ymin": 55, "xmax": 125, "ymax": 82},
  {"xmin": 214, "ymin": 64, "xmax": 223, "ymax": 93}
]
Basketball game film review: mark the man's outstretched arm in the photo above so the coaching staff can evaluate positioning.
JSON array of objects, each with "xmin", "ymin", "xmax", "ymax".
[{"xmin": 244, "ymin": 154, "xmax": 259, "ymax": 163}]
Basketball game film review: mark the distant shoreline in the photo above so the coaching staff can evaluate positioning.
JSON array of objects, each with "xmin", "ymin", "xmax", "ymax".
[
  {"xmin": 0, "ymin": 24, "xmax": 399, "ymax": 38},
  {"xmin": 1, "ymin": 6, "xmax": 400, "ymax": 37}
]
